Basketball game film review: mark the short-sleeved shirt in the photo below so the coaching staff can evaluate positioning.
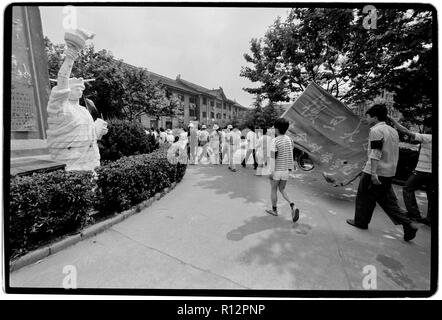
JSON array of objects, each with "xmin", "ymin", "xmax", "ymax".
[
  {"xmin": 229, "ymin": 130, "xmax": 241, "ymax": 148},
  {"xmin": 271, "ymin": 135, "xmax": 294, "ymax": 172},
  {"xmin": 246, "ymin": 131, "xmax": 257, "ymax": 149},
  {"xmin": 363, "ymin": 122, "xmax": 399, "ymax": 177},
  {"xmin": 199, "ymin": 130, "xmax": 209, "ymax": 142},
  {"xmin": 414, "ymin": 133, "xmax": 432, "ymax": 173},
  {"xmin": 159, "ymin": 132, "xmax": 167, "ymax": 143}
]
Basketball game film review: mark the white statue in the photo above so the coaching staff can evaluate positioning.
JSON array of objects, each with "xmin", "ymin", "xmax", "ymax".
[{"xmin": 46, "ymin": 29, "xmax": 108, "ymax": 171}]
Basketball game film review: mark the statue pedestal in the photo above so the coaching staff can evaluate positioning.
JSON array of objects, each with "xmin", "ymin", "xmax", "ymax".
[
  {"xmin": 10, "ymin": 139, "xmax": 66, "ymax": 177},
  {"xmin": 10, "ymin": 155, "xmax": 66, "ymax": 177}
]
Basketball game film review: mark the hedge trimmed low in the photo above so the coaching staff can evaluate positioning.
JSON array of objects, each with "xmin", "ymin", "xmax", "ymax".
[
  {"xmin": 94, "ymin": 145, "xmax": 187, "ymax": 214},
  {"xmin": 9, "ymin": 170, "xmax": 95, "ymax": 258},
  {"xmin": 9, "ymin": 147, "xmax": 187, "ymax": 259},
  {"xmin": 99, "ymin": 118, "xmax": 158, "ymax": 162}
]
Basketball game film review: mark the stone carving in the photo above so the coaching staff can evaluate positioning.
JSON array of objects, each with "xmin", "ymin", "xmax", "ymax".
[{"xmin": 46, "ymin": 29, "xmax": 108, "ymax": 171}]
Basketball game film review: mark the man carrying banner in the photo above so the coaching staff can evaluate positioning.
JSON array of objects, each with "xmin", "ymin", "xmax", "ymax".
[{"xmin": 346, "ymin": 104, "xmax": 418, "ymax": 242}]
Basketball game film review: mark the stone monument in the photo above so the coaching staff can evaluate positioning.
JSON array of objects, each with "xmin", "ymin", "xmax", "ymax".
[{"xmin": 9, "ymin": 6, "xmax": 67, "ymax": 176}]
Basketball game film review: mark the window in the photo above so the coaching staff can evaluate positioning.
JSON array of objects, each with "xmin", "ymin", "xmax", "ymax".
[
  {"xmin": 216, "ymin": 102, "xmax": 221, "ymax": 109},
  {"xmin": 228, "ymin": 115, "xmax": 231, "ymax": 120},
  {"xmin": 166, "ymin": 121, "xmax": 172, "ymax": 129},
  {"xmin": 202, "ymin": 111, "xmax": 207, "ymax": 118},
  {"xmin": 189, "ymin": 96, "xmax": 196, "ymax": 104},
  {"xmin": 166, "ymin": 91, "xmax": 171, "ymax": 98},
  {"xmin": 229, "ymin": 105, "xmax": 231, "ymax": 111},
  {"xmin": 223, "ymin": 114, "xmax": 226, "ymax": 119},
  {"xmin": 203, "ymin": 97, "xmax": 207, "ymax": 105},
  {"xmin": 210, "ymin": 100, "xmax": 215, "ymax": 107},
  {"xmin": 223, "ymin": 104, "xmax": 226, "ymax": 110},
  {"xmin": 216, "ymin": 113, "xmax": 221, "ymax": 119},
  {"xmin": 150, "ymin": 120, "xmax": 158, "ymax": 129},
  {"xmin": 210, "ymin": 112, "xmax": 215, "ymax": 119},
  {"xmin": 179, "ymin": 94, "xmax": 185, "ymax": 102},
  {"xmin": 189, "ymin": 106, "xmax": 196, "ymax": 117}
]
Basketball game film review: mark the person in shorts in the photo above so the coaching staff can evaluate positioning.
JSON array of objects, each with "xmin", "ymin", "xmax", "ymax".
[{"xmin": 266, "ymin": 118, "xmax": 299, "ymax": 222}]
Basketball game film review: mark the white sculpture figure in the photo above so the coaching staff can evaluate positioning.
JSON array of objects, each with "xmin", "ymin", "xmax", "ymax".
[{"xmin": 46, "ymin": 29, "xmax": 108, "ymax": 171}]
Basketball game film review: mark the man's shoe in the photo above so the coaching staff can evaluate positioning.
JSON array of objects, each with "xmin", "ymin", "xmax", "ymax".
[
  {"xmin": 346, "ymin": 219, "xmax": 368, "ymax": 230},
  {"xmin": 403, "ymin": 223, "xmax": 418, "ymax": 242},
  {"xmin": 416, "ymin": 217, "xmax": 431, "ymax": 226}
]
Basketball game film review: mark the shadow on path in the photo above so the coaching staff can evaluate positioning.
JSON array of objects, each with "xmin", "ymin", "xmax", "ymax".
[
  {"xmin": 226, "ymin": 215, "xmax": 313, "ymax": 241},
  {"xmin": 191, "ymin": 165, "xmax": 266, "ymax": 204}
]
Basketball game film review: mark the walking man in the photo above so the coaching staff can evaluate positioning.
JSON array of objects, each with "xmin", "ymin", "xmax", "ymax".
[
  {"xmin": 266, "ymin": 118, "xmax": 300, "ymax": 222},
  {"xmin": 389, "ymin": 116, "xmax": 433, "ymax": 226},
  {"xmin": 242, "ymin": 125, "xmax": 258, "ymax": 169},
  {"xmin": 198, "ymin": 124, "xmax": 210, "ymax": 163},
  {"xmin": 228, "ymin": 126, "xmax": 241, "ymax": 172},
  {"xmin": 346, "ymin": 104, "xmax": 418, "ymax": 241}
]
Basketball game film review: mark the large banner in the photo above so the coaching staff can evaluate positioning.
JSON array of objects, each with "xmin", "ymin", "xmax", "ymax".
[{"xmin": 282, "ymin": 82, "xmax": 371, "ymax": 186}]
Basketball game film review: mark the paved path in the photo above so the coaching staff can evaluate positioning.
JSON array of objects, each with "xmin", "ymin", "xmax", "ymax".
[{"xmin": 10, "ymin": 165, "xmax": 432, "ymax": 290}]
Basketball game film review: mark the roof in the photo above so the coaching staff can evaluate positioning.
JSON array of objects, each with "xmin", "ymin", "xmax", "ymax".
[
  {"xmin": 116, "ymin": 60, "xmax": 247, "ymax": 107},
  {"xmin": 118, "ymin": 61, "xmax": 200, "ymax": 95},
  {"xmin": 146, "ymin": 71, "xmax": 200, "ymax": 95},
  {"xmin": 176, "ymin": 78, "xmax": 218, "ymax": 98}
]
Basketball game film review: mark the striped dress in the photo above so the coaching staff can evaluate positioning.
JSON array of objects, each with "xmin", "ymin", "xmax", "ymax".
[{"xmin": 271, "ymin": 135, "xmax": 294, "ymax": 172}]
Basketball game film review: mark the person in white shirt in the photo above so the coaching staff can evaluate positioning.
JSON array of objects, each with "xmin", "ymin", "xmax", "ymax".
[
  {"xmin": 222, "ymin": 125, "xmax": 232, "ymax": 165},
  {"xmin": 241, "ymin": 125, "xmax": 258, "ymax": 170},
  {"xmin": 159, "ymin": 127, "xmax": 167, "ymax": 144},
  {"xmin": 389, "ymin": 116, "xmax": 433, "ymax": 225},
  {"xmin": 228, "ymin": 126, "xmax": 241, "ymax": 172},
  {"xmin": 347, "ymin": 104, "xmax": 418, "ymax": 242},
  {"xmin": 166, "ymin": 129, "xmax": 175, "ymax": 144},
  {"xmin": 209, "ymin": 124, "xmax": 221, "ymax": 164},
  {"xmin": 255, "ymin": 127, "xmax": 273, "ymax": 176},
  {"xmin": 198, "ymin": 125, "xmax": 210, "ymax": 163},
  {"xmin": 187, "ymin": 123, "xmax": 198, "ymax": 165}
]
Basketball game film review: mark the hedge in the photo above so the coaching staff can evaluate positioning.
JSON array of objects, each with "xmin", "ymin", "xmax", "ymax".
[
  {"xmin": 9, "ymin": 146, "xmax": 187, "ymax": 259},
  {"xmin": 99, "ymin": 118, "xmax": 157, "ymax": 162},
  {"xmin": 94, "ymin": 145, "xmax": 187, "ymax": 214},
  {"xmin": 9, "ymin": 170, "xmax": 95, "ymax": 258}
]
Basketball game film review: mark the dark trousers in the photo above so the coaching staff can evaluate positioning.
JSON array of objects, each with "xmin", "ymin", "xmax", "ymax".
[
  {"xmin": 241, "ymin": 149, "xmax": 258, "ymax": 169},
  {"xmin": 403, "ymin": 170, "xmax": 434, "ymax": 221},
  {"xmin": 354, "ymin": 173, "xmax": 411, "ymax": 226}
]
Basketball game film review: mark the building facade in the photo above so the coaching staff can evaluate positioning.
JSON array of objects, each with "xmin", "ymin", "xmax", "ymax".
[{"xmin": 133, "ymin": 68, "xmax": 248, "ymax": 129}]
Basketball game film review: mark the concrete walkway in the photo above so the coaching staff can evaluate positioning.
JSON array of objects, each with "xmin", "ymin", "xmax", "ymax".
[{"xmin": 10, "ymin": 165, "xmax": 432, "ymax": 290}]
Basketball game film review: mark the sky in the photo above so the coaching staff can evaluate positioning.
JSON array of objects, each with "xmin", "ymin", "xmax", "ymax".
[{"xmin": 40, "ymin": 6, "xmax": 291, "ymax": 107}]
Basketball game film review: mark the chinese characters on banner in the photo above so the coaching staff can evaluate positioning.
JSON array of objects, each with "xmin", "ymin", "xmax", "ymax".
[{"xmin": 282, "ymin": 82, "xmax": 371, "ymax": 186}]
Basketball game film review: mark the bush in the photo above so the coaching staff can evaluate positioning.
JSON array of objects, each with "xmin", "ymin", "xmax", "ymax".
[
  {"xmin": 9, "ymin": 170, "xmax": 95, "ymax": 258},
  {"xmin": 94, "ymin": 145, "xmax": 187, "ymax": 214},
  {"xmin": 99, "ymin": 118, "xmax": 157, "ymax": 162},
  {"xmin": 9, "ymin": 146, "xmax": 187, "ymax": 259}
]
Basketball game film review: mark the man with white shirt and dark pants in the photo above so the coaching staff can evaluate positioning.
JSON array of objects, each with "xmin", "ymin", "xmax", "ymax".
[
  {"xmin": 347, "ymin": 104, "xmax": 418, "ymax": 242},
  {"xmin": 241, "ymin": 125, "xmax": 258, "ymax": 170},
  {"xmin": 389, "ymin": 116, "xmax": 433, "ymax": 226}
]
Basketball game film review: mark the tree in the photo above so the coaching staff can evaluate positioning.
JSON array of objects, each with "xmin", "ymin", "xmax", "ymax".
[
  {"xmin": 44, "ymin": 37, "xmax": 182, "ymax": 122},
  {"xmin": 240, "ymin": 8, "xmax": 355, "ymax": 102},
  {"xmin": 243, "ymin": 94, "xmax": 284, "ymax": 129},
  {"xmin": 240, "ymin": 7, "xmax": 434, "ymax": 124}
]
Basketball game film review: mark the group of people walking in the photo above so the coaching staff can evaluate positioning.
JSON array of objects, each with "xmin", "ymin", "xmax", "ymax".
[
  {"xmin": 151, "ymin": 103, "xmax": 433, "ymax": 243},
  {"xmin": 157, "ymin": 122, "xmax": 280, "ymax": 174},
  {"xmin": 346, "ymin": 104, "xmax": 433, "ymax": 242}
]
